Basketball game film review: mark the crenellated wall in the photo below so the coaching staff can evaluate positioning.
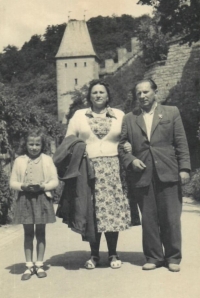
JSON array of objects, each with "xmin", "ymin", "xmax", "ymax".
[{"xmin": 99, "ymin": 37, "xmax": 140, "ymax": 76}]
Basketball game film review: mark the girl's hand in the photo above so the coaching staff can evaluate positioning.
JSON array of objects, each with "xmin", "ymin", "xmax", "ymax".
[
  {"xmin": 124, "ymin": 142, "xmax": 132, "ymax": 153},
  {"xmin": 21, "ymin": 183, "xmax": 45, "ymax": 192},
  {"xmin": 21, "ymin": 183, "xmax": 30, "ymax": 192},
  {"xmin": 39, "ymin": 182, "xmax": 45, "ymax": 191}
]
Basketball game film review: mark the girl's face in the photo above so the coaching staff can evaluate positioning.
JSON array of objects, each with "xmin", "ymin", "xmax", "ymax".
[
  {"xmin": 26, "ymin": 136, "xmax": 42, "ymax": 159},
  {"xmin": 90, "ymin": 84, "xmax": 108, "ymax": 110}
]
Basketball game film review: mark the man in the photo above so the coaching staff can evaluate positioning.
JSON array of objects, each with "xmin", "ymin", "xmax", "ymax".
[{"xmin": 118, "ymin": 79, "xmax": 191, "ymax": 272}]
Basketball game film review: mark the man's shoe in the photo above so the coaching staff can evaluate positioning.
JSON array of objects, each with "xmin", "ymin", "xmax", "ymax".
[
  {"xmin": 168, "ymin": 264, "xmax": 180, "ymax": 272},
  {"xmin": 142, "ymin": 263, "xmax": 156, "ymax": 270}
]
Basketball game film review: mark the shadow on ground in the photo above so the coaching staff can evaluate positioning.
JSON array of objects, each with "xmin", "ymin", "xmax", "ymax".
[
  {"xmin": 44, "ymin": 251, "xmax": 145, "ymax": 271},
  {"xmin": 183, "ymin": 200, "xmax": 200, "ymax": 215},
  {"xmin": 5, "ymin": 263, "xmax": 51, "ymax": 275},
  {"xmin": 183, "ymin": 209, "xmax": 200, "ymax": 215},
  {"xmin": 5, "ymin": 251, "xmax": 145, "ymax": 273}
]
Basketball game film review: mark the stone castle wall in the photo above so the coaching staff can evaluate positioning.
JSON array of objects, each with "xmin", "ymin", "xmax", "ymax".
[
  {"xmin": 56, "ymin": 57, "xmax": 99, "ymax": 122},
  {"xmin": 143, "ymin": 39, "xmax": 200, "ymax": 168},
  {"xmin": 144, "ymin": 40, "xmax": 200, "ymax": 104},
  {"xmin": 99, "ymin": 37, "xmax": 140, "ymax": 76}
]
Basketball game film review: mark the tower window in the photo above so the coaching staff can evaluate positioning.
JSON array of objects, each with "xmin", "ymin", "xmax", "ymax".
[
  {"xmin": 84, "ymin": 62, "xmax": 87, "ymax": 67},
  {"xmin": 74, "ymin": 63, "xmax": 77, "ymax": 67},
  {"xmin": 75, "ymin": 78, "xmax": 78, "ymax": 85},
  {"xmin": 65, "ymin": 63, "xmax": 67, "ymax": 68}
]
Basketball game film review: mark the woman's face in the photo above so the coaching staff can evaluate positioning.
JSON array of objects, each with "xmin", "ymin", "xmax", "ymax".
[{"xmin": 90, "ymin": 84, "xmax": 109, "ymax": 110}]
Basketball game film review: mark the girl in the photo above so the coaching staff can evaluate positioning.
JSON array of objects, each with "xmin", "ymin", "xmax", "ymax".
[{"xmin": 10, "ymin": 128, "xmax": 59, "ymax": 280}]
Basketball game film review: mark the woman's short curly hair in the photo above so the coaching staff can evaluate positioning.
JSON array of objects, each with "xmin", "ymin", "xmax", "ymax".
[
  {"xmin": 17, "ymin": 127, "xmax": 49, "ymax": 156},
  {"xmin": 86, "ymin": 79, "xmax": 111, "ymax": 107}
]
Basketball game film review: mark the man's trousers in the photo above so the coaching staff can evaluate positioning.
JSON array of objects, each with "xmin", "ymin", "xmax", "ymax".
[{"xmin": 131, "ymin": 173, "xmax": 182, "ymax": 265}]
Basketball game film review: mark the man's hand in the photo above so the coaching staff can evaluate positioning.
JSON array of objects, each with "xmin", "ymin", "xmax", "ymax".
[
  {"xmin": 132, "ymin": 159, "xmax": 146, "ymax": 172},
  {"xmin": 124, "ymin": 142, "xmax": 132, "ymax": 153},
  {"xmin": 179, "ymin": 171, "xmax": 190, "ymax": 185}
]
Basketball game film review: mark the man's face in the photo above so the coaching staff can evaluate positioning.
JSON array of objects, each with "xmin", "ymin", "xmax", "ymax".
[{"xmin": 136, "ymin": 82, "xmax": 157, "ymax": 111}]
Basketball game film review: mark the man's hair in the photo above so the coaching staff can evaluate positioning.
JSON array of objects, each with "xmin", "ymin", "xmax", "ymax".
[{"xmin": 135, "ymin": 79, "xmax": 157, "ymax": 91}]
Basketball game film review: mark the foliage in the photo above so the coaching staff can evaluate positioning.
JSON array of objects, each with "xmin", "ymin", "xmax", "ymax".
[
  {"xmin": 103, "ymin": 56, "xmax": 146, "ymax": 108},
  {"xmin": 0, "ymin": 24, "xmax": 66, "ymax": 83},
  {"xmin": 0, "ymin": 92, "xmax": 10, "ymax": 153},
  {"xmin": 137, "ymin": 16, "xmax": 169, "ymax": 64},
  {"xmin": 138, "ymin": 0, "xmax": 200, "ymax": 44},
  {"xmin": 1, "ymin": 84, "xmax": 64, "ymax": 153},
  {"xmin": 87, "ymin": 14, "xmax": 151, "ymax": 64},
  {"xmin": 66, "ymin": 85, "xmax": 90, "ymax": 122},
  {"xmin": 182, "ymin": 169, "xmax": 200, "ymax": 201},
  {"xmin": 0, "ymin": 163, "xmax": 14, "ymax": 225}
]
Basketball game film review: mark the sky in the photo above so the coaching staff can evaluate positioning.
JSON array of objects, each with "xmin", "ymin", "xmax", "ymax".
[{"xmin": 0, "ymin": 0, "xmax": 152, "ymax": 53}]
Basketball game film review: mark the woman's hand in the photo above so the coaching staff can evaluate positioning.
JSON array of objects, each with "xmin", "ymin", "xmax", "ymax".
[
  {"xmin": 124, "ymin": 142, "xmax": 132, "ymax": 153},
  {"xmin": 83, "ymin": 150, "xmax": 88, "ymax": 157}
]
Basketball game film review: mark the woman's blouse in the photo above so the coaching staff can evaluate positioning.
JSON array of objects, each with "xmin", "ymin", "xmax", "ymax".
[{"xmin": 66, "ymin": 107, "xmax": 124, "ymax": 158}]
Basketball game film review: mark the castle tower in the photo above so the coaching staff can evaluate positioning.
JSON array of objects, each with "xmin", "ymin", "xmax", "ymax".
[{"xmin": 56, "ymin": 20, "xmax": 99, "ymax": 122}]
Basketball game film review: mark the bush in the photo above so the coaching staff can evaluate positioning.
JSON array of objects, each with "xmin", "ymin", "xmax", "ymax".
[
  {"xmin": 182, "ymin": 168, "xmax": 200, "ymax": 201},
  {"xmin": 0, "ymin": 163, "xmax": 14, "ymax": 225}
]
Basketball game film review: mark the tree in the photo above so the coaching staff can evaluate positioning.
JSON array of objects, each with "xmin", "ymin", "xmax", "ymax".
[
  {"xmin": 138, "ymin": 0, "xmax": 200, "ymax": 44},
  {"xmin": 137, "ymin": 16, "xmax": 169, "ymax": 64},
  {"xmin": 0, "ymin": 46, "xmax": 21, "ymax": 82}
]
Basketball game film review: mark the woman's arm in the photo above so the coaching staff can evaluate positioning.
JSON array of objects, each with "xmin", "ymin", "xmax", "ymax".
[{"xmin": 65, "ymin": 111, "xmax": 79, "ymax": 137}]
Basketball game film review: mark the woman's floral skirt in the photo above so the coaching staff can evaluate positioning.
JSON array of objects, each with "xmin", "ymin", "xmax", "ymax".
[{"xmin": 91, "ymin": 156, "xmax": 132, "ymax": 232}]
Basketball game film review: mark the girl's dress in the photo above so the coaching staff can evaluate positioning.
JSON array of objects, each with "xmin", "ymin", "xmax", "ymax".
[
  {"xmin": 88, "ymin": 114, "xmax": 131, "ymax": 233},
  {"xmin": 13, "ymin": 157, "xmax": 56, "ymax": 224}
]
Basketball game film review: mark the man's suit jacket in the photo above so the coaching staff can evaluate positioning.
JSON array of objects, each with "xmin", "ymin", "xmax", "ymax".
[{"xmin": 118, "ymin": 104, "xmax": 191, "ymax": 188}]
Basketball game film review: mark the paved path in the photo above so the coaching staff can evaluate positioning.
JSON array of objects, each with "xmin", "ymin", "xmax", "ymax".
[{"xmin": 0, "ymin": 198, "xmax": 200, "ymax": 298}]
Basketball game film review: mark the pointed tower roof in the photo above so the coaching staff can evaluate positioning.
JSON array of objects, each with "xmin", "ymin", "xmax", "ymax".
[{"xmin": 56, "ymin": 20, "xmax": 98, "ymax": 59}]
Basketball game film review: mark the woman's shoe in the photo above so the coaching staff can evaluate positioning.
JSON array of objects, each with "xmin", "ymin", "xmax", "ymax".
[
  {"xmin": 109, "ymin": 255, "xmax": 122, "ymax": 269},
  {"xmin": 84, "ymin": 256, "xmax": 100, "ymax": 269},
  {"xmin": 35, "ymin": 266, "xmax": 47, "ymax": 278},
  {"xmin": 21, "ymin": 266, "xmax": 35, "ymax": 281}
]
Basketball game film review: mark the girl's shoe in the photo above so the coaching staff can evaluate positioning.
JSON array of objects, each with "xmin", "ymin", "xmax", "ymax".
[
  {"xmin": 35, "ymin": 266, "xmax": 47, "ymax": 278},
  {"xmin": 109, "ymin": 255, "xmax": 122, "ymax": 269},
  {"xmin": 84, "ymin": 256, "xmax": 100, "ymax": 269},
  {"xmin": 21, "ymin": 266, "xmax": 35, "ymax": 281}
]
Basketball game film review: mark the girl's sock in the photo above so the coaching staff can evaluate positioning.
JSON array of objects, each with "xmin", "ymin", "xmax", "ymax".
[
  {"xmin": 26, "ymin": 261, "xmax": 34, "ymax": 268},
  {"xmin": 35, "ymin": 261, "xmax": 44, "ymax": 273},
  {"xmin": 35, "ymin": 261, "xmax": 44, "ymax": 267},
  {"xmin": 24, "ymin": 262, "xmax": 34, "ymax": 274}
]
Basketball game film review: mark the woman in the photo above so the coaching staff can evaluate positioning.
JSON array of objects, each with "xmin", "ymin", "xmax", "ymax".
[{"xmin": 66, "ymin": 80, "xmax": 132, "ymax": 269}]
